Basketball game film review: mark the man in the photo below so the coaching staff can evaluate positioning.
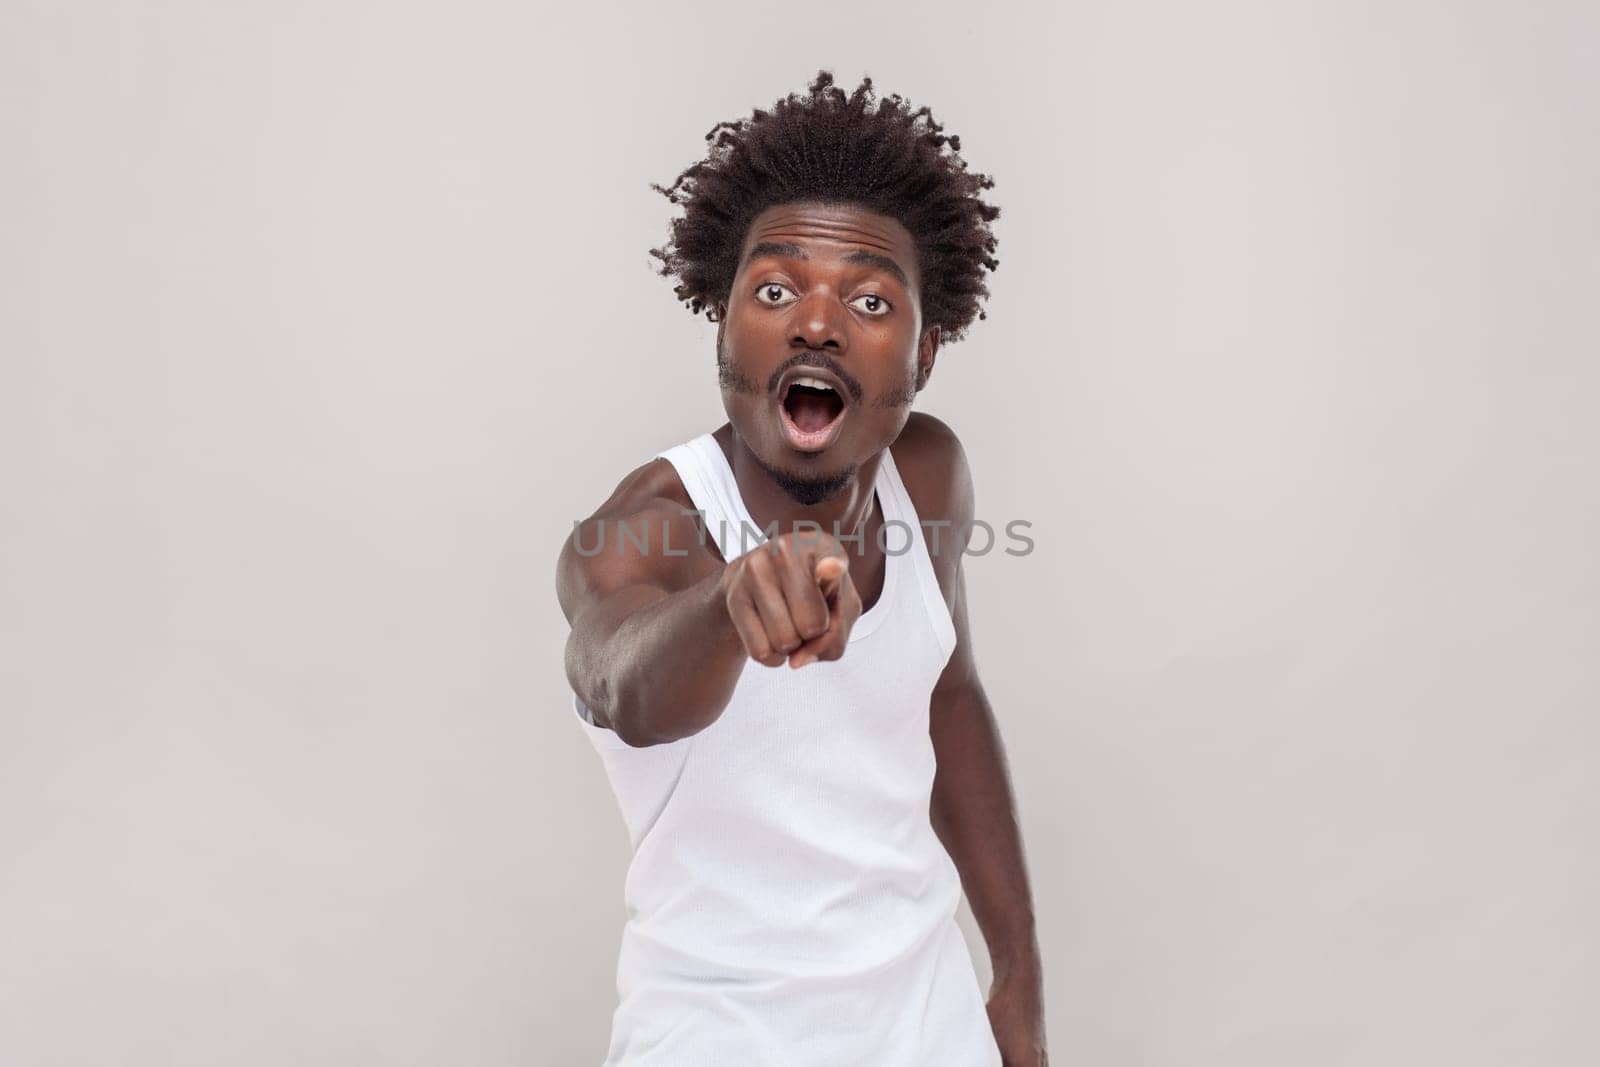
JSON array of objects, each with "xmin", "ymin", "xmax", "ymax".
[{"xmin": 557, "ymin": 71, "xmax": 1046, "ymax": 1066}]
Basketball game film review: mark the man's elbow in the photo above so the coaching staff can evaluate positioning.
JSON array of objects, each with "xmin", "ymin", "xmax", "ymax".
[
  {"xmin": 581, "ymin": 666, "xmax": 712, "ymax": 749},
  {"xmin": 596, "ymin": 673, "xmax": 662, "ymax": 748},
  {"xmin": 563, "ymin": 607, "xmax": 727, "ymax": 748}
]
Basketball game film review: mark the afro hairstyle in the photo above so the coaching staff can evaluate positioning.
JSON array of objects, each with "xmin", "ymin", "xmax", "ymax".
[{"xmin": 648, "ymin": 70, "xmax": 1000, "ymax": 343}]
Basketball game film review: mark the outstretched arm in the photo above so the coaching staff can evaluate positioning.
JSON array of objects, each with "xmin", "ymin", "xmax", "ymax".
[
  {"xmin": 558, "ymin": 472, "xmax": 864, "ymax": 747},
  {"xmin": 559, "ymin": 498, "xmax": 748, "ymax": 746}
]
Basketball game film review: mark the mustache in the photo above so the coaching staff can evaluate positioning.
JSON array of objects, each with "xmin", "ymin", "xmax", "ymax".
[{"xmin": 766, "ymin": 352, "xmax": 864, "ymax": 403}]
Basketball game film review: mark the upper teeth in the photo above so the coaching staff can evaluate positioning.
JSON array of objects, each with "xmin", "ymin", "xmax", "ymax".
[{"xmin": 792, "ymin": 376, "xmax": 836, "ymax": 393}]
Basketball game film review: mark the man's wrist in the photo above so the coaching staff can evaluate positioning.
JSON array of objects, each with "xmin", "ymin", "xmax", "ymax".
[{"xmin": 989, "ymin": 938, "xmax": 1043, "ymax": 990}]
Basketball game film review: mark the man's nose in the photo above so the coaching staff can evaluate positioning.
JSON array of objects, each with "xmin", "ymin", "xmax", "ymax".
[{"xmin": 791, "ymin": 290, "xmax": 846, "ymax": 350}]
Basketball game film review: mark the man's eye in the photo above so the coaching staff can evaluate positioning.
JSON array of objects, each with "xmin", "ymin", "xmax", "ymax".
[
  {"xmin": 755, "ymin": 283, "xmax": 796, "ymax": 305},
  {"xmin": 850, "ymin": 293, "xmax": 891, "ymax": 315}
]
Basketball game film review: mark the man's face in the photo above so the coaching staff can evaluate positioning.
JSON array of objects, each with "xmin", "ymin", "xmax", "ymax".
[{"xmin": 716, "ymin": 201, "xmax": 940, "ymax": 504}]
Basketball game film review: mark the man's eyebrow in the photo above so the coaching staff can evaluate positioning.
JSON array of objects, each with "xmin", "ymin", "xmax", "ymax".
[
  {"xmin": 842, "ymin": 250, "xmax": 910, "ymax": 288},
  {"xmin": 743, "ymin": 241, "xmax": 808, "ymax": 267}
]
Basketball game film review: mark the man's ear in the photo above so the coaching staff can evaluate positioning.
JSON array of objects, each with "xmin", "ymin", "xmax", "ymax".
[{"xmin": 915, "ymin": 325, "xmax": 941, "ymax": 391}]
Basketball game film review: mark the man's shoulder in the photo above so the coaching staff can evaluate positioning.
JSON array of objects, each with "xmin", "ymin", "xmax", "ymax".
[
  {"xmin": 588, "ymin": 429, "xmax": 728, "ymax": 523},
  {"xmin": 586, "ymin": 452, "xmax": 695, "ymax": 524},
  {"xmin": 889, "ymin": 411, "xmax": 975, "ymax": 529},
  {"xmin": 555, "ymin": 447, "xmax": 715, "ymax": 625}
]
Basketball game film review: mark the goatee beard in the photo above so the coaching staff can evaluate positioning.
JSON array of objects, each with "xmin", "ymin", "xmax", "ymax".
[{"xmin": 751, "ymin": 452, "xmax": 857, "ymax": 506}]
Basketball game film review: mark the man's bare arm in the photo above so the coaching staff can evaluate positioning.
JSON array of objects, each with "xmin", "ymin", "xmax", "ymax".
[
  {"xmin": 558, "ymin": 496, "xmax": 748, "ymax": 747},
  {"xmin": 930, "ymin": 575, "xmax": 1046, "ymax": 1063},
  {"xmin": 557, "ymin": 469, "xmax": 862, "ymax": 748},
  {"xmin": 897, "ymin": 414, "xmax": 1047, "ymax": 1063}
]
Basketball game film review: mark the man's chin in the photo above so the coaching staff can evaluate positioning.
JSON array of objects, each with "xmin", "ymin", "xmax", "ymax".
[
  {"xmin": 725, "ymin": 409, "xmax": 860, "ymax": 504},
  {"xmin": 752, "ymin": 447, "xmax": 856, "ymax": 507}
]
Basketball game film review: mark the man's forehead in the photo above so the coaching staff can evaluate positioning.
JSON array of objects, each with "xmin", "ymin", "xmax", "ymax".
[
  {"xmin": 739, "ymin": 203, "xmax": 918, "ymax": 284},
  {"xmin": 742, "ymin": 203, "xmax": 913, "ymax": 257}
]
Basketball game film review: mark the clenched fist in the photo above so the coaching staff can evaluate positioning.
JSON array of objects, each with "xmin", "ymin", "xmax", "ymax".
[{"xmin": 717, "ymin": 529, "xmax": 863, "ymax": 669}]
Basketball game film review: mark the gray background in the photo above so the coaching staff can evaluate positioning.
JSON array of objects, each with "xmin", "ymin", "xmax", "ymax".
[{"xmin": 4, "ymin": 2, "xmax": 1596, "ymax": 1064}]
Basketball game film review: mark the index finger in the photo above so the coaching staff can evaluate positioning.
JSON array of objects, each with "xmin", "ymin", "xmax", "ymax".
[{"xmin": 813, "ymin": 554, "xmax": 848, "ymax": 599}]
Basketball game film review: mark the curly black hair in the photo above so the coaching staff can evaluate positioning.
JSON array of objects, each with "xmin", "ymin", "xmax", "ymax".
[{"xmin": 649, "ymin": 70, "xmax": 1000, "ymax": 343}]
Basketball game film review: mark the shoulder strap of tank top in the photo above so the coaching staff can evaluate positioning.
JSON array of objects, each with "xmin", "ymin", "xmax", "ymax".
[
  {"xmin": 653, "ymin": 433, "xmax": 763, "ymax": 562},
  {"xmin": 875, "ymin": 446, "xmax": 959, "ymax": 659}
]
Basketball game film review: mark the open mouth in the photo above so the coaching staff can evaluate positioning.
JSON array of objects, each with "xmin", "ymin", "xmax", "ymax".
[{"xmin": 779, "ymin": 375, "xmax": 847, "ymax": 451}]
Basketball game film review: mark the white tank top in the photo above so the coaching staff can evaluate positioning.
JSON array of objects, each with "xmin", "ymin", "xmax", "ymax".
[{"xmin": 572, "ymin": 431, "xmax": 1002, "ymax": 1066}]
